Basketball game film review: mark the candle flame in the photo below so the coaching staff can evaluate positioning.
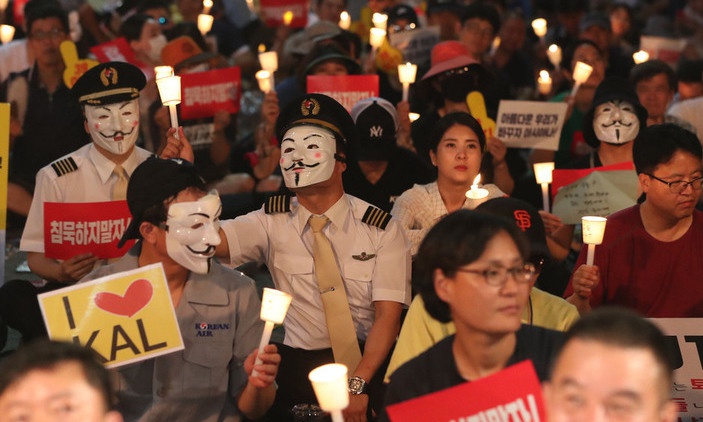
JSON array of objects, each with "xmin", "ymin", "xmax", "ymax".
[
  {"xmin": 283, "ymin": 10, "xmax": 293, "ymax": 25},
  {"xmin": 258, "ymin": 43, "xmax": 266, "ymax": 53},
  {"xmin": 539, "ymin": 70, "xmax": 550, "ymax": 80},
  {"xmin": 473, "ymin": 174, "xmax": 481, "ymax": 186}
]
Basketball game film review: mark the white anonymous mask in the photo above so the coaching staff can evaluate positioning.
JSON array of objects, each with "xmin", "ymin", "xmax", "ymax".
[
  {"xmin": 85, "ymin": 99, "xmax": 140, "ymax": 155},
  {"xmin": 593, "ymin": 100, "xmax": 640, "ymax": 145},
  {"xmin": 165, "ymin": 192, "xmax": 222, "ymax": 274},
  {"xmin": 280, "ymin": 125, "xmax": 338, "ymax": 188}
]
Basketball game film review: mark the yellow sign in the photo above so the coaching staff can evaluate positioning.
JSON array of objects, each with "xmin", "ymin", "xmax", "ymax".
[
  {"xmin": 60, "ymin": 40, "xmax": 99, "ymax": 89},
  {"xmin": 466, "ymin": 91, "xmax": 496, "ymax": 139},
  {"xmin": 0, "ymin": 103, "xmax": 9, "ymax": 231},
  {"xmin": 39, "ymin": 263, "xmax": 184, "ymax": 368}
]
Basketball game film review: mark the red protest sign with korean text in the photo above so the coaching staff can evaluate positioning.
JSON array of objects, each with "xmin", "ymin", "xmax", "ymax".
[
  {"xmin": 44, "ymin": 201, "xmax": 135, "ymax": 260},
  {"xmin": 180, "ymin": 67, "xmax": 241, "ymax": 120},
  {"xmin": 259, "ymin": 0, "xmax": 307, "ymax": 28},
  {"xmin": 307, "ymin": 75, "xmax": 380, "ymax": 112},
  {"xmin": 90, "ymin": 38, "xmax": 137, "ymax": 64},
  {"xmin": 386, "ymin": 360, "xmax": 545, "ymax": 422}
]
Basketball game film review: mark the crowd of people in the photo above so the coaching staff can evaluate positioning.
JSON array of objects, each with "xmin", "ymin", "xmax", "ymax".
[{"xmin": 0, "ymin": 0, "xmax": 702, "ymax": 420}]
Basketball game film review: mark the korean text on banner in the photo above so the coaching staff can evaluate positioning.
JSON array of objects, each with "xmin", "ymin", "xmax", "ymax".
[
  {"xmin": 496, "ymin": 100, "xmax": 568, "ymax": 150},
  {"xmin": 307, "ymin": 75, "xmax": 380, "ymax": 112},
  {"xmin": 39, "ymin": 263, "xmax": 184, "ymax": 368},
  {"xmin": 180, "ymin": 67, "xmax": 241, "ymax": 120}
]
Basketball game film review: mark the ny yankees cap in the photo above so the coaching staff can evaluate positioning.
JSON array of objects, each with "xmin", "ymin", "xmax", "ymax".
[{"xmin": 350, "ymin": 97, "xmax": 397, "ymax": 161}]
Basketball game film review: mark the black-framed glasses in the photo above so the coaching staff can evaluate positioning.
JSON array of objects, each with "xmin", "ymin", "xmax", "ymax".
[
  {"xmin": 29, "ymin": 28, "xmax": 65, "ymax": 41},
  {"xmin": 645, "ymin": 173, "xmax": 703, "ymax": 194},
  {"xmin": 455, "ymin": 263, "xmax": 536, "ymax": 287}
]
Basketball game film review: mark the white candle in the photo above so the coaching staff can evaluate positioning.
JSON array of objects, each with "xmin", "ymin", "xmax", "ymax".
[
  {"xmin": 581, "ymin": 216, "xmax": 607, "ymax": 266},
  {"xmin": 0, "ymin": 24, "xmax": 14, "ymax": 44},
  {"xmin": 202, "ymin": 0, "xmax": 213, "ymax": 14},
  {"xmin": 197, "ymin": 14, "xmax": 214, "ymax": 35},
  {"xmin": 397, "ymin": 62, "xmax": 417, "ymax": 102},
  {"xmin": 154, "ymin": 65, "xmax": 174, "ymax": 80},
  {"xmin": 633, "ymin": 50, "xmax": 650, "ymax": 64},
  {"xmin": 533, "ymin": 162, "xmax": 554, "ymax": 212},
  {"xmin": 339, "ymin": 11, "xmax": 351, "ymax": 30},
  {"xmin": 369, "ymin": 27, "xmax": 386, "ymax": 50},
  {"xmin": 252, "ymin": 288, "xmax": 292, "ymax": 377},
  {"xmin": 283, "ymin": 10, "xmax": 293, "ymax": 26},
  {"xmin": 259, "ymin": 51, "xmax": 278, "ymax": 72},
  {"xmin": 309, "ymin": 364, "xmax": 349, "ymax": 422},
  {"xmin": 537, "ymin": 70, "xmax": 552, "ymax": 96},
  {"xmin": 465, "ymin": 174, "xmax": 489, "ymax": 200},
  {"xmin": 571, "ymin": 61, "xmax": 593, "ymax": 96},
  {"xmin": 372, "ymin": 12, "xmax": 387, "ymax": 30},
  {"xmin": 409, "ymin": 112, "xmax": 420, "ymax": 122},
  {"xmin": 256, "ymin": 70, "xmax": 273, "ymax": 93},
  {"xmin": 531, "ymin": 18, "xmax": 547, "ymax": 41},
  {"xmin": 155, "ymin": 75, "xmax": 182, "ymax": 132},
  {"xmin": 547, "ymin": 44, "xmax": 561, "ymax": 70}
]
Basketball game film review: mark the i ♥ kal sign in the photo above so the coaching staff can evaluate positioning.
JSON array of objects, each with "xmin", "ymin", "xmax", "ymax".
[{"xmin": 39, "ymin": 263, "xmax": 184, "ymax": 368}]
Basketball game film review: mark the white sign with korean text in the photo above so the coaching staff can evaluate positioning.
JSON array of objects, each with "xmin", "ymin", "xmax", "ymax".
[{"xmin": 495, "ymin": 100, "xmax": 568, "ymax": 150}]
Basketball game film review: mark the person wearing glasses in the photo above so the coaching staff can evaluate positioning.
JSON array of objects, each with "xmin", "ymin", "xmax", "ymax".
[
  {"xmin": 566, "ymin": 123, "xmax": 703, "ymax": 317},
  {"xmin": 378, "ymin": 210, "xmax": 564, "ymax": 421}
]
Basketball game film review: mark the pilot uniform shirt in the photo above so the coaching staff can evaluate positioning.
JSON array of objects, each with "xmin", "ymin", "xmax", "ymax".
[
  {"xmin": 20, "ymin": 143, "xmax": 152, "ymax": 254},
  {"xmin": 81, "ymin": 245, "xmax": 263, "ymax": 422},
  {"xmin": 220, "ymin": 193, "xmax": 411, "ymax": 350}
]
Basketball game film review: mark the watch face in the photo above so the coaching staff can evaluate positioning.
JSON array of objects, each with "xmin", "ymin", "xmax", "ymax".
[{"xmin": 348, "ymin": 377, "xmax": 365, "ymax": 394}]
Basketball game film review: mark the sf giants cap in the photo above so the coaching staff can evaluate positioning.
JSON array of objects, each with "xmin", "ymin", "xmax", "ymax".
[{"xmin": 71, "ymin": 61, "xmax": 146, "ymax": 106}]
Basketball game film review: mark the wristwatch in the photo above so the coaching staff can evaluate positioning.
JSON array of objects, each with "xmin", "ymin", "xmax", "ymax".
[{"xmin": 348, "ymin": 376, "xmax": 367, "ymax": 395}]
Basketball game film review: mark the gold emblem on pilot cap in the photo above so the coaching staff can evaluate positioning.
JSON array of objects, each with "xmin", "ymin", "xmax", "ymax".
[
  {"xmin": 99, "ymin": 67, "xmax": 118, "ymax": 87},
  {"xmin": 301, "ymin": 98, "xmax": 320, "ymax": 116}
]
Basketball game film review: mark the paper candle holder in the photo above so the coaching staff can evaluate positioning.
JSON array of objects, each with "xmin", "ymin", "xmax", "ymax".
[
  {"xmin": 633, "ymin": 50, "xmax": 650, "ymax": 64},
  {"xmin": 197, "ymin": 14, "xmax": 214, "ymax": 35},
  {"xmin": 309, "ymin": 363, "xmax": 349, "ymax": 413},
  {"xmin": 0, "ymin": 24, "xmax": 15, "ymax": 44},
  {"xmin": 155, "ymin": 75, "xmax": 181, "ymax": 106},
  {"xmin": 533, "ymin": 162, "xmax": 554, "ymax": 184},
  {"xmin": 260, "ymin": 287, "xmax": 292, "ymax": 324},
  {"xmin": 582, "ymin": 216, "xmax": 607, "ymax": 245},
  {"xmin": 531, "ymin": 18, "xmax": 547, "ymax": 38},
  {"xmin": 259, "ymin": 51, "xmax": 278, "ymax": 72}
]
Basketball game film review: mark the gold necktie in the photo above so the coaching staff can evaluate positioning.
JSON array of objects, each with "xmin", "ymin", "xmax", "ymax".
[
  {"xmin": 309, "ymin": 215, "xmax": 362, "ymax": 371},
  {"xmin": 112, "ymin": 165, "xmax": 129, "ymax": 201}
]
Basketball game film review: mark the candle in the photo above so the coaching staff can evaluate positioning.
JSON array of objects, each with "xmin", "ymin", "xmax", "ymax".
[
  {"xmin": 465, "ymin": 174, "xmax": 489, "ymax": 200},
  {"xmin": 259, "ymin": 50, "xmax": 278, "ymax": 88},
  {"xmin": 0, "ymin": 0, "xmax": 8, "ymax": 11},
  {"xmin": 0, "ymin": 24, "xmax": 14, "ymax": 44},
  {"xmin": 283, "ymin": 10, "xmax": 293, "ymax": 26},
  {"xmin": 547, "ymin": 44, "xmax": 561, "ymax": 70},
  {"xmin": 582, "ymin": 216, "xmax": 607, "ymax": 266},
  {"xmin": 633, "ymin": 50, "xmax": 650, "ymax": 64},
  {"xmin": 489, "ymin": 36, "xmax": 501, "ymax": 56},
  {"xmin": 537, "ymin": 70, "xmax": 552, "ymax": 96},
  {"xmin": 397, "ymin": 62, "xmax": 417, "ymax": 102},
  {"xmin": 309, "ymin": 364, "xmax": 349, "ymax": 422},
  {"xmin": 252, "ymin": 288, "xmax": 292, "ymax": 377},
  {"xmin": 409, "ymin": 112, "xmax": 420, "ymax": 122},
  {"xmin": 369, "ymin": 27, "xmax": 386, "ymax": 50},
  {"xmin": 570, "ymin": 61, "xmax": 593, "ymax": 96},
  {"xmin": 339, "ymin": 11, "xmax": 351, "ymax": 30},
  {"xmin": 531, "ymin": 18, "xmax": 547, "ymax": 41},
  {"xmin": 372, "ymin": 12, "xmax": 387, "ymax": 31},
  {"xmin": 154, "ymin": 65, "xmax": 174, "ymax": 80},
  {"xmin": 533, "ymin": 162, "xmax": 554, "ymax": 212},
  {"xmin": 202, "ymin": 0, "xmax": 213, "ymax": 14},
  {"xmin": 197, "ymin": 14, "xmax": 214, "ymax": 35},
  {"xmin": 256, "ymin": 70, "xmax": 272, "ymax": 93},
  {"xmin": 155, "ymin": 75, "xmax": 182, "ymax": 134}
]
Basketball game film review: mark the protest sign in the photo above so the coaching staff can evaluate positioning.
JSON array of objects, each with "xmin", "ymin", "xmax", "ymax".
[
  {"xmin": 386, "ymin": 360, "xmax": 545, "ymax": 422},
  {"xmin": 44, "ymin": 201, "xmax": 134, "ymax": 260},
  {"xmin": 640, "ymin": 36, "xmax": 687, "ymax": 69},
  {"xmin": 389, "ymin": 26, "xmax": 440, "ymax": 70},
  {"xmin": 61, "ymin": 41, "xmax": 99, "ymax": 88},
  {"xmin": 39, "ymin": 263, "xmax": 184, "ymax": 368},
  {"xmin": 180, "ymin": 67, "xmax": 241, "ymax": 120},
  {"xmin": 307, "ymin": 75, "xmax": 379, "ymax": 112},
  {"xmin": 259, "ymin": 0, "xmax": 307, "ymax": 28},
  {"xmin": 0, "ymin": 103, "xmax": 9, "ymax": 283},
  {"xmin": 90, "ymin": 37, "xmax": 136, "ymax": 64},
  {"xmin": 496, "ymin": 100, "xmax": 568, "ymax": 150},
  {"xmin": 651, "ymin": 319, "xmax": 703, "ymax": 421}
]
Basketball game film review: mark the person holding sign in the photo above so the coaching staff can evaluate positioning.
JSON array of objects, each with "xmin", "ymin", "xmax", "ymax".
[
  {"xmin": 80, "ymin": 158, "xmax": 279, "ymax": 421},
  {"xmin": 379, "ymin": 210, "xmax": 564, "ymax": 422},
  {"xmin": 216, "ymin": 94, "xmax": 411, "ymax": 421},
  {"xmin": 565, "ymin": 124, "xmax": 703, "ymax": 317},
  {"xmin": 0, "ymin": 61, "xmax": 192, "ymax": 343},
  {"xmin": 545, "ymin": 307, "xmax": 677, "ymax": 422},
  {"xmin": 392, "ymin": 112, "xmax": 506, "ymax": 256}
]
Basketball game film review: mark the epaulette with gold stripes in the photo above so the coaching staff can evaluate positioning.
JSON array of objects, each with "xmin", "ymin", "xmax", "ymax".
[
  {"xmin": 51, "ymin": 157, "xmax": 78, "ymax": 177},
  {"xmin": 264, "ymin": 195, "xmax": 292, "ymax": 214},
  {"xmin": 362, "ymin": 206, "xmax": 391, "ymax": 230}
]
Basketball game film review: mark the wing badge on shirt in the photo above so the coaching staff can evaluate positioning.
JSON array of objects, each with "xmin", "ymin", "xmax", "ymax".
[{"xmin": 352, "ymin": 252, "xmax": 376, "ymax": 261}]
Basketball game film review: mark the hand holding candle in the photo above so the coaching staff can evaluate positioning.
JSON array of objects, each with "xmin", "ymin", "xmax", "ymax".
[
  {"xmin": 465, "ymin": 174, "xmax": 489, "ymax": 200},
  {"xmin": 533, "ymin": 162, "xmax": 554, "ymax": 211},
  {"xmin": 253, "ymin": 288, "xmax": 292, "ymax": 377},
  {"xmin": 397, "ymin": 62, "xmax": 417, "ymax": 102},
  {"xmin": 155, "ymin": 67, "xmax": 181, "ymax": 134},
  {"xmin": 582, "ymin": 216, "xmax": 607, "ymax": 266},
  {"xmin": 570, "ymin": 61, "xmax": 593, "ymax": 97},
  {"xmin": 309, "ymin": 364, "xmax": 349, "ymax": 422}
]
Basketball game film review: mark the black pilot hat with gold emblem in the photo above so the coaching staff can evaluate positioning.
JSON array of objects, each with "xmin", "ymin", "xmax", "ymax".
[
  {"xmin": 275, "ymin": 94, "xmax": 359, "ymax": 158},
  {"xmin": 71, "ymin": 61, "xmax": 147, "ymax": 106}
]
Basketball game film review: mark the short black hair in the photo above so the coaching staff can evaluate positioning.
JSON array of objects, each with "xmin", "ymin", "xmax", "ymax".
[
  {"xmin": 633, "ymin": 123, "xmax": 702, "ymax": 175},
  {"xmin": 415, "ymin": 210, "xmax": 530, "ymax": 323},
  {"xmin": 460, "ymin": 1, "xmax": 500, "ymax": 35},
  {"xmin": 559, "ymin": 306, "xmax": 676, "ymax": 396},
  {"xmin": 629, "ymin": 59, "xmax": 677, "ymax": 91},
  {"xmin": 562, "ymin": 39, "xmax": 601, "ymax": 70},
  {"xmin": 428, "ymin": 112, "xmax": 486, "ymax": 154},
  {"xmin": 120, "ymin": 13, "xmax": 154, "ymax": 42},
  {"xmin": 0, "ymin": 340, "xmax": 114, "ymax": 410},
  {"xmin": 25, "ymin": 1, "xmax": 68, "ymax": 35}
]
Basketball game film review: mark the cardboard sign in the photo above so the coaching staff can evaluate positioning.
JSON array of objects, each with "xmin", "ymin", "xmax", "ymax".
[
  {"xmin": 180, "ymin": 67, "xmax": 241, "ymax": 120},
  {"xmin": 552, "ymin": 169, "xmax": 638, "ymax": 224},
  {"xmin": 640, "ymin": 36, "xmax": 687, "ymax": 69},
  {"xmin": 0, "ymin": 103, "xmax": 9, "ymax": 284},
  {"xmin": 496, "ymin": 100, "xmax": 568, "ymax": 150},
  {"xmin": 259, "ymin": 0, "xmax": 307, "ymax": 28},
  {"xmin": 467, "ymin": 91, "xmax": 496, "ymax": 139},
  {"xmin": 552, "ymin": 162, "xmax": 635, "ymax": 197},
  {"xmin": 307, "ymin": 75, "xmax": 380, "ymax": 112},
  {"xmin": 44, "ymin": 201, "xmax": 135, "ymax": 260},
  {"xmin": 39, "ymin": 263, "xmax": 184, "ymax": 368},
  {"xmin": 650, "ymin": 319, "xmax": 703, "ymax": 421},
  {"xmin": 389, "ymin": 26, "xmax": 440, "ymax": 70},
  {"xmin": 387, "ymin": 360, "xmax": 545, "ymax": 422}
]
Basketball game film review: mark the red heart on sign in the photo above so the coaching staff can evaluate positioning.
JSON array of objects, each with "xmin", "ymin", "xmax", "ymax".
[{"xmin": 94, "ymin": 279, "xmax": 153, "ymax": 317}]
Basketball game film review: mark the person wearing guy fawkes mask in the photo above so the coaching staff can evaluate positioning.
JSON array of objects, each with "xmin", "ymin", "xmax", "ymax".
[
  {"xmin": 0, "ymin": 61, "xmax": 191, "ymax": 343},
  {"xmin": 80, "ymin": 158, "xmax": 280, "ymax": 422}
]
